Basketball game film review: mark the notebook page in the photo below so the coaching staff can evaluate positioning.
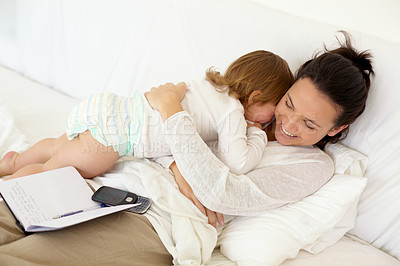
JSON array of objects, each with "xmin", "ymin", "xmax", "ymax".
[
  {"xmin": 0, "ymin": 167, "xmax": 98, "ymax": 229},
  {"xmin": 27, "ymin": 203, "xmax": 138, "ymax": 232}
]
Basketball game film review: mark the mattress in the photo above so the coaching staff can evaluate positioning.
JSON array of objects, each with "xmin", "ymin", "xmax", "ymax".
[{"xmin": 1, "ymin": 64, "xmax": 398, "ymax": 265}]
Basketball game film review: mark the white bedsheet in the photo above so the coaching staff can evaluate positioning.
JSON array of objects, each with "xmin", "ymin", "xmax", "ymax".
[{"xmin": 1, "ymin": 64, "xmax": 399, "ymax": 265}]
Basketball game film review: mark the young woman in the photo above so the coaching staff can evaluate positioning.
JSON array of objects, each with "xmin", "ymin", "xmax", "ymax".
[{"xmin": 145, "ymin": 31, "xmax": 373, "ymax": 226}]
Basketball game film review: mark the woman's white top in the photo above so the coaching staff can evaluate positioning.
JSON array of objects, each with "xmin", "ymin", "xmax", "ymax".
[
  {"xmin": 161, "ymin": 111, "xmax": 334, "ymax": 216},
  {"xmin": 135, "ymin": 78, "xmax": 267, "ymax": 174}
]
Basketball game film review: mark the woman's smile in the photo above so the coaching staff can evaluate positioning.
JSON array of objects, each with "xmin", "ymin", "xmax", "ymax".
[{"xmin": 280, "ymin": 123, "xmax": 296, "ymax": 138}]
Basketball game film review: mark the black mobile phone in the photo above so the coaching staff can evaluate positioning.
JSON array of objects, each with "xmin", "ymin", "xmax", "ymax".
[{"xmin": 92, "ymin": 186, "xmax": 151, "ymax": 214}]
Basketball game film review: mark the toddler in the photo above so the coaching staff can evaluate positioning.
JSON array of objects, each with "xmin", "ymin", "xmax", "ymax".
[{"xmin": 0, "ymin": 50, "xmax": 293, "ymax": 179}]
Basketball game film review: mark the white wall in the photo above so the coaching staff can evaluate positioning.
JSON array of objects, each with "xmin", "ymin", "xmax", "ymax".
[
  {"xmin": 0, "ymin": 0, "xmax": 399, "ymax": 100},
  {"xmin": 253, "ymin": 0, "xmax": 400, "ymax": 44}
]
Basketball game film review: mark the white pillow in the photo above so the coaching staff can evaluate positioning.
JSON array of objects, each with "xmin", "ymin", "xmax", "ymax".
[
  {"xmin": 304, "ymin": 143, "xmax": 368, "ymax": 254},
  {"xmin": 217, "ymin": 143, "xmax": 368, "ymax": 265}
]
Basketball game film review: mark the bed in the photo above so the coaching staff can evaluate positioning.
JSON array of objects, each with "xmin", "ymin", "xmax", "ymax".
[
  {"xmin": 0, "ymin": 1, "xmax": 400, "ymax": 265},
  {"xmin": 0, "ymin": 57, "xmax": 398, "ymax": 266}
]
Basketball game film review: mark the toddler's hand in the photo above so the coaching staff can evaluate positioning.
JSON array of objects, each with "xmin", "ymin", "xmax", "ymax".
[
  {"xmin": 246, "ymin": 121, "xmax": 262, "ymax": 130},
  {"xmin": 145, "ymin": 82, "xmax": 187, "ymax": 111}
]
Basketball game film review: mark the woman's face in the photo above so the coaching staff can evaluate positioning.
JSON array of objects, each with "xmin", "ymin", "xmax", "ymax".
[{"xmin": 273, "ymin": 77, "xmax": 347, "ymax": 146}]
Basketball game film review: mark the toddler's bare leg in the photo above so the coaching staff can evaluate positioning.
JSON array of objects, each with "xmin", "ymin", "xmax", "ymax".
[
  {"xmin": 0, "ymin": 135, "xmax": 68, "ymax": 177},
  {"xmin": 6, "ymin": 131, "xmax": 119, "ymax": 179}
]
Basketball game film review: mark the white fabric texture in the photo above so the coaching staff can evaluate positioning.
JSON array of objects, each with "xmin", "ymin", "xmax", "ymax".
[
  {"xmin": 303, "ymin": 143, "xmax": 368, "ymax": 253},
  {"xmin": 217, "ymin": 143, "xmax": 368, "ymax": 265},
  {"xmin": 340, "ymin": 44, "xmax": 400, "ymax": 258},
  {"xmin": 181, "ymin": 79, "xmax": 267, "ymax": 175},
  {"xmin": 0, "ymin": 100, "xmax": 29, "ymax": 158},
  {"xmin": 91, "ymin": 159, "xmax": 218, "ymax": 266},
  {"xmin": 136, "ymin": 78, "xmax": 267, "ymax": 174},
  {"xmin": 66, "ymin": 92, "xmax": 143, "ymax": 156},
  {"xmin": 162, "ymin": 111, "xmax": 334, "ymax": 216},
  {"xmin": 280, "ymin": 234, "xmax": 400, "ymax": 266}
]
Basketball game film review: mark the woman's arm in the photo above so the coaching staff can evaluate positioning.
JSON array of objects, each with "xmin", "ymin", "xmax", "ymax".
[
  {"xmin": 169, "ymin": 161, "xmax": 224, "ymax": 227},
  {"xmin": 147, "ymin": 83, "xmax": 334, "ymax": 215},
  {"xmin": 162, "ymin": 112, "xmax": 334, "ymax": 215},
  {"xmin": 147, "ymin": 83, "xmax": 224, "ymax": 225}
]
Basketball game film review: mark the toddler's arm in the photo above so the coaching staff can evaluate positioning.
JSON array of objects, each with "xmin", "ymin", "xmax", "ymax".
[{"xmin": 216, "ymin": 110, "xmax": 267, "ymax": 175}]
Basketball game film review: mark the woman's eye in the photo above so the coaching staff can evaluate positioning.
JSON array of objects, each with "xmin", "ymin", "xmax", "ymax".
[
  {"xmin": 285, "ymin": 100, "xmax": 293, "ymax": 109},
  {"xmin": 305, "ymin": 122, "xmax": 315, "ymax": 130}
]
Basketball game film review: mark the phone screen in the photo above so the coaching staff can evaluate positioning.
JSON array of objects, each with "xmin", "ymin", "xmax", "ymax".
[{"xmin": 93, "ymin": 186, "xmax": 138, "ymax": 205}]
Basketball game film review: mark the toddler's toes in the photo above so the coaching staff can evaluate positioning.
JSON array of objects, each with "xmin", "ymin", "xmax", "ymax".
[{"xmin": 0, "ymin": 151, "xmax": 18, "ymax": 177}]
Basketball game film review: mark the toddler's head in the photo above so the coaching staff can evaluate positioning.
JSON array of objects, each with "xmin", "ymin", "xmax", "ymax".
[{"xmin": 206, "ymin": 50, "xmax": 294, "ymax": 123}]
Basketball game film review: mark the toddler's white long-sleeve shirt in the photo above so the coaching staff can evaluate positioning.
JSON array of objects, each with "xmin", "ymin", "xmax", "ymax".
[{"xmin": 135, "ymin": 78, "xmax": 267, "ymax": 174}]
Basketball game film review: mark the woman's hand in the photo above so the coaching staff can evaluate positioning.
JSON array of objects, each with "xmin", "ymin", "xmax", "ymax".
[
  {"xmin": 169, "ymin": 161, "xmax": 224, "ymax": 228},
  {"xmin": 145, "ymin": 82, "xmax": 187, "ymax": 111}
]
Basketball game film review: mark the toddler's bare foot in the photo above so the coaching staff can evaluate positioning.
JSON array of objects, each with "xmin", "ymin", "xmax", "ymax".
[{"xmin": 0, "ymin": 151, "xmax": 18, "ymax": 177}]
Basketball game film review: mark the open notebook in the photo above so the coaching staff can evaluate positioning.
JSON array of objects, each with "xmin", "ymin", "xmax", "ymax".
[{"xmin": 0, "ymin": 167, "xmax": 136, "ymax": 233}]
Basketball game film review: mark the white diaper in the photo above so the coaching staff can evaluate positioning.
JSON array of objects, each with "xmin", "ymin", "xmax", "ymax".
[{"xmin": 66, "ymin": 91, "xmax": 143, "ymax": 156}]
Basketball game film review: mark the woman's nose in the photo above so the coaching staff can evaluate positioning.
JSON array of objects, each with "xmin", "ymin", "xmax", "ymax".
[{"xmin": 285, "ymin": 114, "xmax": 301, "ymax": 134}]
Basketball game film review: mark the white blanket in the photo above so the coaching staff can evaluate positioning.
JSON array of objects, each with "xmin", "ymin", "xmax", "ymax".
[{"xmin": 91, "ymin": 158, "xmax": 218, "ymax": 265}]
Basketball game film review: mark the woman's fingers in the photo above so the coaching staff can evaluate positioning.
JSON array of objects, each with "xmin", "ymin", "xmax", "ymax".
[
  {"xmin": 205, "ymin": 208, "xmax": 217, "ymax": 228},
  {"xmin": 191, "ymin": 196, "xmax": 207, "ymax": 216},
  {"xmin": 169, "ymin": 161, "xmax": 224, "ymax": 227},
  {"xmin": 205, "ymin": 208, "xmax": 225, "ymax": 227},
  {"xmin": 216, "ymin": 212, "xmax": 225, "ymax": 226},
  {"xmin": 179, "ymin": 182, "xmax": 207, "ymax": 216},
  {"xmin": 171, "ymin": 162, "xmax": 207, "ymax": 216}
]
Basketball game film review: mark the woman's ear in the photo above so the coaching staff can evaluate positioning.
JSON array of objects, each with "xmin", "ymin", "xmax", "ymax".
[
  {"xmin": 247, "ymin": 90, "xmax": 262, "ymax": 105},
  {"xmin": 327, "ymin": 125, "xmax": 348, "ymax": 136}
]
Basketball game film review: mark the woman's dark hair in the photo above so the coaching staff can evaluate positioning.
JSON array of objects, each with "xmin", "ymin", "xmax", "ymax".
[{"xmin": 295, "ymin": 31, "xmax": 374, "ymax": 149}]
